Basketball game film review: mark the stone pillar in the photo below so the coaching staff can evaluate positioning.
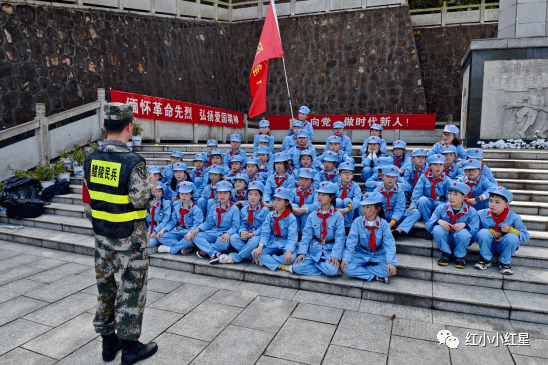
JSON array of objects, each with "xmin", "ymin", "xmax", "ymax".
[
  {"xmin": 36, "ymin": 104, "xmax": 49, "ymax": 164},
  {"xmin": 498, "ymin": 0, "xmax": 548, "ymax": 38}
]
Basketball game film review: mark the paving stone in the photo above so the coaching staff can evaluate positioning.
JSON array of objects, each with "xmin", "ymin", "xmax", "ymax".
[
  {"xmin": 359, "ymin": 299, "xmax": 433, "ymax": 322},
  {"xmin": 292, "ymin": 290, "xmax": 361, "ymax": 311},
  {"xmin": 145, "ymin": 290, "xmax": 165, "ymax": 306},
  {"xmin": 508, "ymin": 338, "xmax": 548, "ymax": 359},
  {"xmin": 148, "ymin": 267, "xmax": 242, "ymax": 290},
  {"xmin": 244, "ymin": 264, "xmax": 299, "ymax": 289},
  {"xmin": 331, "ymin": 311, "xmax": 392, "ymax": 354},
  {"xmin": 25, "ymin": 275, "xmax": 96, "ymax": 303},
  {"xmin": 56, "ymin": 252, "xmax": 94, "ymax": 266},
  {"xmin": 0, "ymin": 279, "xmax": 45, "ymax": 304},
  {"xmin": 265, "ymin": 317, "xmax": 335, "ymax": 365},
  {"xmin": 150, "ymin": 284, "xmax": 217, "ymax": 314},
  {"xmin": 505, "ymin": 290, "xmax": 548, "ymax": 324},
  {"xmin": 291, "ymin": 303, "xmax": 343, "ymax": 325},
  {"xmin": 147, "ymin": 277, "xmax": 184, "ymax": 294},
  {"xmin": 139, "ymin": 307, "xmax": 184, "ymax": 344},
  {"xmin": 255, "ymin": 356, "xmax": 302, "ymax": 365},
  {"xmin": 322, "ymin": 345, "xmax": 387, "ymax": 364},
  {"xmin": 235, "ymin": 282, "xmax": 297, "ymax": 300},
  {"xmin": 28, "ymin": 258, "xmax": 69, "ymax": 270},
  {"xmin": 511, "ymin": 320, "xmax": 548, "ymax": 341},
  {"xmin": 80, "ymin": 284, "xmax": 98, "ymax": 296},
  {"xmin": 446, "ymin": 326, "xmax": 515, "ymax": 365},
  {"xmin": 392, "ymin": 318, "xmax": 447, "ymax": 342},
  {"xmin": 232, "ymin": 296, "xmax": 298, "ymax": 333},
  {"xmin": 0, "ymin": 319, "xmax": 52, "ymax": 356},
  {"xmin": 0, "ymin": 296, "xmax": 49, "ymax": 326},
  {"xmin": 139, "ymin": 333, "xmax": 208, "ymax": 365},
  {"xmin": 0, "ymin": 249, "xmax": 22, "ymax": 261},
  {"xmin": 22, "ymin": 292, "xmax": 96, "ymax": 327},
  {"xmin": 388, "ymin": 336, "xmax": 450, "ymax": 365},
  {"xmin": 56, "ymin": 339, "xmax": 122, "ymax": 365},
  {"xmin": 0, "ymin": 347, "xmax": 56, "ymax": 365},
  {"xmin": 76, "ymin": 268, "xmax": 96, "ymax": 278},
  {"xmin": 432, "ymin": 310, "xmax": 514, "ymax": 333},
  {"xmin": 22, "ymin": 313, "xmax": 98, "ymax": 359},
  {"xmin": 190, "ymin": 325, "xmax": 274, "ymax": 365},
  {"xmin": 0, "ymin": 265, "xmax": 47, "ymax": 286},
  {"xmin": 503, "ymin": 266, "xmax": 548, "ymax": 294},
  {"xmin": 206, "ymin": 289, "xmax": 257, "ymax": 308},
  {"xmin": 512, "ymin": 354, "xmax": 548, "ymax": 365},
  {"xmin": 27, "ymin": 263, "xmax": 90, "ymax": 284},
  {"xmin": 167, "ymin": 301, "xmax": 242, "ymax": 341}
]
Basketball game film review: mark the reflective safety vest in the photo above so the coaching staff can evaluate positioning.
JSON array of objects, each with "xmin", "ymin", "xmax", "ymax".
[{"xmin": 84, "ymin": 150, "xmax": 146, "ymax": 238}]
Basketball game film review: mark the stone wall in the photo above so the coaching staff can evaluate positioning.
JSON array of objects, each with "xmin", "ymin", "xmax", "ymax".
[{"xmin": 413, "ymin": 24, "xmax": 498, "ymax": 124}]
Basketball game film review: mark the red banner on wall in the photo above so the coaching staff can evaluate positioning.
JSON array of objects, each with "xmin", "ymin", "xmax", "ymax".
[
  {"xmin": 110, "ymin": 90, "xmax": 244, "ymax": 128},
  {"xmin": 267, "ymin": 114, "xmax": 436, "ymax": 130}
]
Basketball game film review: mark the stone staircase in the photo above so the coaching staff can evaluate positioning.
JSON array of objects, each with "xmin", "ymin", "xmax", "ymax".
[{"xmin": 1, "ymin": 143, "xmax": 548, "ymax": 325}]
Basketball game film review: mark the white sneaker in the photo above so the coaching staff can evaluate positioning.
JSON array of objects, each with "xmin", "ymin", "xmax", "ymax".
[
  {"xmin": 219, "ymin": 254, "xmax": 234, "ymax": 264},
  {"xmin": 157, "ymin": 245, "xmax": 171, "ymax": 253}
]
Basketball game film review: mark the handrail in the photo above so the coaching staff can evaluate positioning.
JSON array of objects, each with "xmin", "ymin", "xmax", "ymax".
[
  {"xmin": 46, "ymin": 101, "xmax": 102, "ymax": 125},
  {"xmin": 0, "ymin": 121, "xmax": 40, "ymax": 142}
]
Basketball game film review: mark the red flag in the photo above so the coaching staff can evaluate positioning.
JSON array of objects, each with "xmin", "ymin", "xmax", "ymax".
[{"xmin": 249, "ymin": 0, "xmax": 284, "ymax": 118}]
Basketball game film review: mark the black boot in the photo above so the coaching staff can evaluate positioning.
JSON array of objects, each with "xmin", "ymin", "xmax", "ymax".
[
  {"xmin": 121, "ymin": 339, "xmax": 158, "ymax": 365},
  {"xmin": 101, "ymin": 333, "xmax": 122, "ymax": 362}
]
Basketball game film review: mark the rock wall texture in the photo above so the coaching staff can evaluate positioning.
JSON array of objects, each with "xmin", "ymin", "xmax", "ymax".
[{"xmin": 413, "ymin": 24, "xmax": 498, "ymax": 124}]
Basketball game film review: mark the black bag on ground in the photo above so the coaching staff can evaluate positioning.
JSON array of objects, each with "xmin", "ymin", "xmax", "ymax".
[
  {"xmin": 41, "ymin": 180, "xmax": 71, "ymax": 201},
  {"xmin": 0, "ymin": 177, "xmax": 46, "ymax": 219}
]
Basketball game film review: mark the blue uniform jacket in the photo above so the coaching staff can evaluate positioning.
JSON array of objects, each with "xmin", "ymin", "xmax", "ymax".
[
  {"xmin": 223, "ymin": 149, "xmax": 247, "ymax": 168},
  {"xmin": 389, "ymin": 153, "xmax": 412, "ymax": 172},
  {"xmin": 288, "ymin": 120, "xmax": 314, "ymax": 141},
  {"xmin": 289, "ymin": 144, "xmax": 317, "ymax": 168},
  {"xmin": 200, "ymin": 182, "xmax": 219, "ymax": 201},
  {"xmin": 165, "ymin": 201, "xmax": 203, "ymax": 232},
  {"xmin": 317, "ymin": 150, "xmax": 355, "ymax": 167},
  {"xmin": 336, "ymin": 181, "xmax": 362, "ymax": 208},
  {"xmin": 444, "ymin": 162, "xmax": 465, "ymax": 180},
  {"xmin": 146, "ymin": 199, "xmax": 172, "ymax": 233},
  {"xmin": 402, "ymin": 164, "xmax": 428, "ymax": 192},
  {"xmin": 324, "ymin": 134, "xmax": 353, "ymax": 156},
  {"xmin": 318, "ymin": 168, "xmax": 342, "ymax": 184},
  {"xmin": 191, "ymin": 167, "xmax": 208, "ymax": 195},
  {"xmin": 343, "ymin": 216, "xmax": 397, "ymax": 265},
  {"xmin": 291, "ymin": 168, "xmax": 320, "ymax": 189},
  {"xmin": 410, "ymin": 170, "xmax": 453, "ymax": 207},
  {"xmin": 425, "ymin": 202, "xmax": 480, "ymax": 237},
  {"xmin": 481, "ymin": 164, "xmax": 497, "ymax": 185},
  {"xmin": 366, "ymin": 173, "xmax": 410, "ymax": 192},
  {"xmin": 238, "ymin": 204, "xmax": 270, "ymax": 236},
  {"xmin": 205, "ymin": 149, "xmax": 223, "ymax": 167},
  {"xmin": 198, "ymin": 202, "xmax": 240, "ymax": 234},
  {"xmin": 161, "ymin": 164, "xmax": 174, "ymax": 183},
  {"xmin": 428, "ymin": 142, "xmax": 467, "ymax": 160},
  {"xmin": 477, "ymin": 209, "xmax": 530, "ymax": 244},
  {"xmin": 297, "ymin": 208, "xmax": 346, "ymax": 261},
  {"xmin": 360, "ymin": 138, "xmax": 387, "ymax": 155},
  {"xmin": 259, "ymin": 210, "xmax": 299, "ymax": 252},
  {"xmin": 281, "ymin": 135, "xmax": 298, "ymax": 151},
  {"xmin": 264, "ymin": 173, "xmax": 296, "ymax": 203},
  {"xmin": 360, "ymin": 152, "xmax": 385, "ymax": 172},
  {"xmin": 290, "ymin": 186, "xmax": 319, "ymax": 212},
  {"xmin": 231, "ymin": 189, "xmax": 248, "ymax": 204},
  {"xmin": 457, "ymin": 175, "xmax": 497, "ymax": 201},
  {"xmin": 253, "ymin": 134, "xmax": 275, "ymax": 154},
  {"xmin": 165, "ymin": 177, "xmax": 197, "ymax": 201},
  {"xmin": 374, "ymin": 183, "xmax": 406, "ymax": 222}
]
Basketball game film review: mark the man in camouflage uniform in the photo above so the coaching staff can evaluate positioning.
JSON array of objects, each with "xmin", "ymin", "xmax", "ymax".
[{"xmin": 83, "ymin": 102, "xmax": 158, "ymax": 364}]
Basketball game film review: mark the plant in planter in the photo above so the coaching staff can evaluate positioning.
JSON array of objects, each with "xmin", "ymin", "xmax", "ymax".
[
  {"xmin": 71, "ymin": 147, "xmax": 87, "ymax": 177},
  {"xmin": 33, "ymin": 163, "xmax": 56, "ymax": 189},
  {"xmin": 89, "ymin": 142, "xmax": 98, "ymax": 151},
  {"xmin": 14, "ymin": 170, "xmax": 34, "ymax": 178},
  {"xmin": 132, "ymin": 121, "xmax": 143, "ymax": 146},
  {"xmin": 53, "ymin": 161, "xmax": 70, "ymax": 181},
  {"xmin": 59, "ymin": 149, "xmax": 73, "ymax": 170}
]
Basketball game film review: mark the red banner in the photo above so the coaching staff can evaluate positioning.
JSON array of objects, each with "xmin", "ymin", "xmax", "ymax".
[
  {"xmin": 110, "ymin": 90, "xmax": 244, "ymax": 128},
  {"xmin": 267, "ymin": 114, "xmax": 436, "ymax": 130}
]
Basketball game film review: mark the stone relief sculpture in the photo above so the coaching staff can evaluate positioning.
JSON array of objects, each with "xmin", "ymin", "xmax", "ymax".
[{"xmin": 505, "ymin": 88, "xmax": 548, "ymax": 138}]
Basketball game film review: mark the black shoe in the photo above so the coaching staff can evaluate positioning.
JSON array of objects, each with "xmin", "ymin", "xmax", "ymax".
[
  {"xmin": 499, "ymin": 263, "xmax": 513, "ymax": 275},
  {"xmin": 437, "ymin": 255, "xmax": 449, "ymax": 266},
  {"xmin": 474, "ymin": 258, "xmax": 492, "ymax": 270},
  {"xmin": 454, "ymin": 258, "xmax": 466, "ymax": 269},
  {"xmin": 421, "ymin": 231, "xmax": 433, "ymax": 240},
  {"xmin": 101, "ymin": 333, "xmax": 121, "ymax": 362},
  {"xmin": 121, "ymin": 340, "xmax": 158, "ymax": 365},
  {"xmin": 374, "ymin": 275, "xmax": 389, "ymax": 284},
  {"xmin": 391, "ymin": 229, "xmax": 405, "ymax": 239}
]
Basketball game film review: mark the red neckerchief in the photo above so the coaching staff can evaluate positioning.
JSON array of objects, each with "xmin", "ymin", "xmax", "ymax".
[
  {"xmin": 446, "ymin": 202, "xmax": 469, "ymax": 228},
  {"xmin": 273, "ymin": 208, "xmax": 291, "ymax": 237},
  {"xmin": 464, "ymin": 176, "xmax": 480, "ymax": 199},
  {"xmin": 380, "ymin": 184, "xmax": 397, "ymax": 215},
  {"xmin": 194, "ymin": 167, "xmax": 204, "ymax": 177},
  {"xmin": 444, "ymin": 163, "xmax": 455, "ymax": 176},
  {"xmin": 324, "ymin": 169, "xmax": 338, "ymax": 182},
  {"xmin": 488, "ymin": 208, "xmax": 510, "ymax": 233},
  {"xmin": 208, "ymin": 155, "xmax": 212, "ymax": 166},
  {"xmin": 339, "ymin": 181, "xmax": 352, "ymax": 200},
  {"xmin": 287, "ymin": 165, "xmax": 295, "ymax": 174},
  {"xmin": 413, "ymin": 165, "xmax": 425, "ymax": 187},
  {"xmin": 259, "ymin": 165, "xmax": 269, "ymax": 173},
  {"xmin": 246, "ymin": 204, "xmax": 260, "ymax": 230},
  {"xmin": 215, "ymin": 202, "xmax": 234, "ymax": 228},
  {"xmin": 178, "ymin": 201, "xmax": 195, "ymax": 227},
  {"xmin": 149, "ymin": 201, "xmax": 161, "ymax": 234},
  {"xmin": 363, "ymin": 217, "xmax": 380, "ymax": 252},
  {"xmin": 296, "ymin": 186, "xmax": 315, "ymax": 206},
  {"xmin": 316, "ymin": 207, "xmax": 334, "ymax": 240},
  {"xmin": 425, "ymin": 169, "xmax": 445, "ymax": 200},
  {"xmin": 210, "ymin": 186, "xmax": 216, "ymax": 199},
  {"xmin": 296, "ymin": 145, "xmax": 307, "ymax": 151},
  {"xmin": 394, "ymin": 155, "xmax": 404, "ymax": 168},
  {"xmin": 229, "ymin": 149, "xmax": 241, "ymax": 158},
  {"xmin": 261, "ymin": 133, "xmax": 271, "ymax": 136},
  {"xmin": 274, "ymin": 173, "xmax": 288, "ymax": 187},
  {"xmin": 234, "ymin": 190, "xmax": 246, "ymax": 201}
]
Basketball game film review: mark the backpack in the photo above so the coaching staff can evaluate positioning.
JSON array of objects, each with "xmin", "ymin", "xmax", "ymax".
[
  {"xmin": 41, "ymin": 180, "xmax": 71, "ymax": 201},
  {"xmin": 0, "ymin": 177, "xmax": 46, "ymax": 219}
]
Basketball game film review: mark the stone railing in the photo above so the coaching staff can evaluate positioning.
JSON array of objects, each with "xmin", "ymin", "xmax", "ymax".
[{"xmin": 410, "ymin": 1, "xmax": 499, "ymax": 27}]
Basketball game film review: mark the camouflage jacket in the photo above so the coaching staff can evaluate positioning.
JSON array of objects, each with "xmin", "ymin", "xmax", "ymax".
[{"xmin": 84, "ymin": 139, "xmax": 156, "ymax": 250}]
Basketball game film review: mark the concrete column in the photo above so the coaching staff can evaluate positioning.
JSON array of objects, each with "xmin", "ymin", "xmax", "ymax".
[
  {"xmin": 97, "ymin": 88, "xmax": 106, "ymax": 141},
  {"xmin": 154, "ymin": 120, "xmax": 161, "ymax": 143},
  {"xmin": 498, "ymin": 0, "xmax": 548, "ymax": 38},
  {"xmin": 36, "ymin": 104, "xmax": 49, "ymax": 164}
]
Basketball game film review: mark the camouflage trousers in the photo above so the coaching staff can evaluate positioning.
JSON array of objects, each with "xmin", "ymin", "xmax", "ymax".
[{"xmin": 93, "ymin": 243, "xmax": 148, "ymax": 340}]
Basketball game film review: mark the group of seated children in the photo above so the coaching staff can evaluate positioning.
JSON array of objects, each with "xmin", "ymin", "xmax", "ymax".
[{"xmin": 145, "ymin": 108, "xmax": 529, "ymax": 282}]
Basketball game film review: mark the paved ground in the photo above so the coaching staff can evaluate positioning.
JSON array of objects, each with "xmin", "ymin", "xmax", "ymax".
[{"xmin": 0, "ymin": 240, "xmax": 547, "ymax": 365}]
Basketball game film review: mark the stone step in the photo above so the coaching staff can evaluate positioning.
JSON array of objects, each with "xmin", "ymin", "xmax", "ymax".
[
  {"xmin": 497, "ymin": 178, "xmax": 548, "ymax": 191},
  {"xmin": 483, "ymin": 159, "xmax": 548, "ymax": 169},
  {"xmin": 510, "ymin": 201, "xmax": 548, "ymax": 216},
  {"xmin": 511, "ymin": 189, "xmax": 548, "ymax": 203},
  {"xmin": 43, "ymin": 202, "xmax": 85, "ymax": 218},
  {"xmin": 50, "ymin": 193, "xmax": 83, "ymax": 205},
  {"xmin": 490, "ymin": 168, "xmax": 548, "ymax": 181},
  {"xmin": 0, "ymin": 212, "xmax": 93, "ymax": 236}
]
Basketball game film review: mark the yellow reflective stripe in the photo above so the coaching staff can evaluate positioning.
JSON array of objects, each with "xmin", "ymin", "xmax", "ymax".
[
  {"xmin": 88, "ymin": 190, "xmax": 131, "ymax": 204},
  {"xmin": 91, "ymin": 209, "xmax": 147, "ymax": 222}
]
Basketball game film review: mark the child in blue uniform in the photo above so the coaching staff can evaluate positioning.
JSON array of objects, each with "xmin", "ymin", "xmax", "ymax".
[
  {"xmin": 341, "ymin": 192, "xmax": 397, "ymax": 284},
  {"xmin": 366, "ymin": 157, "xmax": 409, "ymax": 192},
  {"xmin": 374, "ymin": 165, "xmax": 406, "ymax": 230},
  {"xmin": 361, "ymin": 136, "xmax": 384, "ymax": 182},
  {"xmin": 161, "ymin": 150, "xmax": 184, "ymax": 183},
  {"xmin": 205, "ymin": 139, "xmax": 220, "ymax": 167},
  {"xmin": 157, "ymin": 182, "xmax": 203, "ymax": 255},
  {"xmin": 198, "ymin": 149, "xmax": 224, "ymax": 192},
  {"xmin": 252, "ymin": 187, "xmax": 299, "ymax": 272},
  {"xmin": 148, "ymin": 165, "xmax": 162, "ymax": 182},
  {"xmin": 324, "ymin": 121, "xmax": 352, "ymax": 156},
  {"xmin": 293, "ymin": 182, "xmax": 346, "ymax": 276},
  {"xmin": 428, "ymin": 125, "xmax": 467, "ymax": 160},
  {"xmin": 147, "ymin": 182, "xmax": 172, "ymax": 248},
  {"xmin": 218, "ymin": 181, "xmax": 270, "ymax": 264},
  {"xmin": 474, "ymin": 186, "xmax": 529, "ymax": 275},
  {"xmin": 363, "ymin": 124, "xmax": 387, "ymax": 154},
  {"xmin": 318, "ymin": 136, "xmax": 354, "ymax": 168},
  {"xmin": 165, "ymin": 162, "xmax": 194, "ymax": 202},
  {"xmin": 393, "ymin": 154, "xmax": 452, "ymax": 238},
  {"xmin": 318, "ymin": 152, "xmax": 341, "ymax": 184},
  {"xmin": 223, "ymin": 134, "xmax": 247, "ymax": 168},
  {"xmin": 281, "ymin": 120, "xmax": 304, "ymax": 151},
  {"xmin": 254, "ymin": 119, "xmax": 274, "ymax": 154},
  {"xmin": 244, "ymin": 156, "xmax": 265, "ymax": 183},
  {"xmin": 441, "ymin": 145, "xmax": 464, "ymax": 180},
  {"xmin": 425, "ymin": 181, "xmax": 479, "ymax": 268},
  {"xmin": 459, "ymin": 159, "xmax": 497, "ymax": 211},
  {"xmin": 231, "ymin": 173, "xmax": 249, "ymax": 206},
  {"xmin": 466, "ymin": 148, "xmax": 497, "ymax": 185},
  {"xmin": 288, "ymin": 106, "xmax": 314, "ymax": 141},
  {"xmin": 291, "ymin": 168, "xmax": 319, "ymax": 230},
  {"xmin": 255, "ymin": 146, "xmax": 274, "ymax": 177},
  {"xmin": 402, "ymin": 148, "xmax": 429, "ymax": 195},
  {"xmin": 289, "ymin": 130, "xmax": 317, "ymax": 168},
  {"xmin": 264, "ymin": 153, "xmax": 296, "ymax": 207},
  {"xmin": 192, "ymin": 181, "xmax": 240, "ymax": 262},
  {"xmin": 197, "ymin": 164, "xmax": 224, "ymax": 215},
  {"xmin": 389, "ymin": 140, "xmax": 411, "ymax": 175},
  {"xmin": 223, "ymin": 155, "xmax": 245, "ymax": 181},
  {"xmin": 335, "ymin": 161, "xmax": 361, "ymax": 229},
  {"xmin": 291, "ymin": 149, "xmax": 320, "ymax": 188},
  {"xmin": 191, "ymin": 154, "xmax": 208, "ymax": 196}
]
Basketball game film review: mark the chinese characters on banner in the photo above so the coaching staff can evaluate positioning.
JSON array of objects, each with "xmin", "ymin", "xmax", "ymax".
[
  {"xmin": 267, "ymin": 114, "xmax": 436, "ymax": 130},
  {"xmin": 110, "ymin": 90, "xmax": 244, "ymax": 128}
]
